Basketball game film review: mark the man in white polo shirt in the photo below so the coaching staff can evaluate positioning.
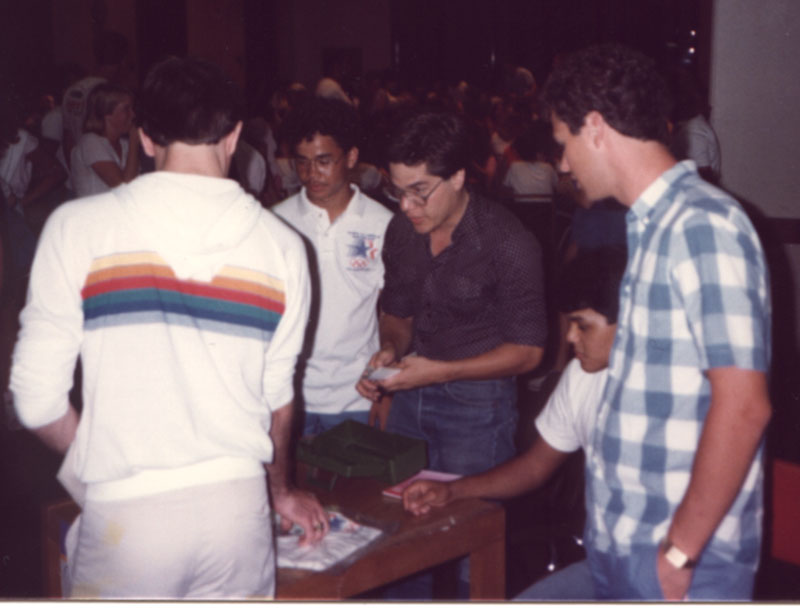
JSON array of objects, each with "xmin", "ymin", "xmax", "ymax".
[{"xmin": 273, "ymin": 97, "xmax": 393, "ymax": 435}]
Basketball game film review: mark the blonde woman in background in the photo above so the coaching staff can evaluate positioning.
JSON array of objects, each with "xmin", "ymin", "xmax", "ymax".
[{"xmin": 71, "ymin": 83, "xmax": 140, "ymax": 196}]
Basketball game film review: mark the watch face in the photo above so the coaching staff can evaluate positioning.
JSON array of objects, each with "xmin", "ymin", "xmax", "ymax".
[
  {"xmin": 663, "ymin": 542, "xmax": 696, "ymax": 569},
  {"xmin": 665, "ymin": 544, "xmax": 689, "ymax": 568}
]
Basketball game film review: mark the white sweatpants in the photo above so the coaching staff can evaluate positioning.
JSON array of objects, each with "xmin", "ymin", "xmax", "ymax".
[{"xmin": 65, "ymin": 476, "xmax": 274, "ymax": 599}]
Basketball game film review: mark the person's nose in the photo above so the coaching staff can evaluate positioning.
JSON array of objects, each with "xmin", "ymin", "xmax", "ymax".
[
  {"xmin": 558, "ymin": 153, "xmax": 570, "ymax": 173},
  {"xmin": 565, "ymin": 322, "xmax": 579, "ymax": 346}
]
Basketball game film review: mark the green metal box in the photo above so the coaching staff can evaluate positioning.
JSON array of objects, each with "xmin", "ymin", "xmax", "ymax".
[{"xmin": 296, "ymin": 419, "xmax": 427, "ymax": 485}]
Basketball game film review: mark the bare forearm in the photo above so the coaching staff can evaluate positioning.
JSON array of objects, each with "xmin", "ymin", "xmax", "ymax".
[
  {"xmin": 32, "ymin": 405, "xmax": 79, "ymax": 454},
  {"xmin": 667, "ymin": 368, "xmax": 771, "ymax": 559},
  {"xmin": 379, "ymin": 342, "xmax": 543, "ymax": 393},
  {"xmin": 378, "ymin": 313, "xmax": 413, "ymax": 360},
  {"xmin": 450, "ymin": 438, "xmax": 569, "ymax": 501},
  {"xmin": 435, "ymin": 343, "xmax": 543, "ymax": 383},
  {"xmin": 266, "ymin": 401, "xmax": 294, "ymax": 494}
]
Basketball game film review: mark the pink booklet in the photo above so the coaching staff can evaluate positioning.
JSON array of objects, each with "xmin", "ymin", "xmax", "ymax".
[{"xmin": 382, "ymin": 469, "xmax": 462, "ymax": 499}]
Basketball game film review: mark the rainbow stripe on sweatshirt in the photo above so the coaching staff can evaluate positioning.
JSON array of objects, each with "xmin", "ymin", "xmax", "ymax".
[{"xmin": 81, "ymin": 252, "xmax": 285, "ymax": 339}]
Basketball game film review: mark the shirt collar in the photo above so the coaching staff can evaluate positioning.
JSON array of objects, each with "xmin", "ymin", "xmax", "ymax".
[
  {"xmin": 629, "ymin": 160, "xmax": 696, "ymax": 225},
  {"xmin": 298, "ymin": 183, "xmax": 364, "ymax": 219}
]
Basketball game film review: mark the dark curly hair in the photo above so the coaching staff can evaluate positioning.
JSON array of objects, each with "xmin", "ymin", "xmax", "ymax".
[
  {"xmin": 282, "ymin": 97, "xmax": 361, "ymax": 154},
  {"xmin": 556, "ymin": 245, "xmax": 627, "ymax": 323},
  {"xmin": 385, "ymin": 110, "xmax": 472, "ymax": 179},
  {"xmin": 540, "ymin": 44, "xmax": 672, "ymax": 145},
  {"xmin": 139, "ymin": 56, "xmax": 243, "ymax": 146}
]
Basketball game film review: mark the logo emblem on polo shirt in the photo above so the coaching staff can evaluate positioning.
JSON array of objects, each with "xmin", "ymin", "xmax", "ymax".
[{"xmin": 347, "ymin": 232, "xmax": 380, "ymax": 270}]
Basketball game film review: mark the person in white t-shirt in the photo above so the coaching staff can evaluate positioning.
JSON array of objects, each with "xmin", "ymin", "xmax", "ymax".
[
  {"xmin": 502, "ymin": 120, "xmax": 558, "ymax": 200},
  {"xmin": 70, "ymin": 82, "xmax": 140, "ymax": 197},
  {"xmin": 403, "ymin": 245, "xmax": 627, "ymax": 600},
  {"xmin": 273, "ymin": 97, "xmax": 393, "ymax": 435}
]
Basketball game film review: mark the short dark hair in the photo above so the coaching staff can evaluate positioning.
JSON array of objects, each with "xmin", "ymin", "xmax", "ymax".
[
  {"xmin": 139, "ymin": 56, "xmax": 243, "ymax": 146},
  {"xmin": 556, "ymin": 246, "xmax": 627, "ymax": 324},
  {"xmin": 283, "ymin": 97, "xmax": 361, "ymax": 154},
  {"xmin": 540, "ymin": 44, "xmax": 672, "ymax": 144},
  {"xmin": 386, "ymin": 110, "xmax": 472, "ymax": 179}
]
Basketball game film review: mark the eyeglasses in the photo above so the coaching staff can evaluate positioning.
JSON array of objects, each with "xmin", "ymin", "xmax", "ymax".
[
  {"xmin": 292, "ymin": 153, "xmax": 344, "ymax": 174},
  {"xmin": 384, "ymin": 179, "xmax": 444, "ymax": 207}
]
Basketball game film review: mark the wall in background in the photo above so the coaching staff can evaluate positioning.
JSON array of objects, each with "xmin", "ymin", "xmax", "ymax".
[
  {"xmin": 711, "ymin": 0, "xmax": 800, "ymax": 219},
  {"xmin": 274, "ymin": 0, "xmax": 391, "ymax": 88},
  {"xmin": 51, "ymin": 0, "xmax": 138, "ymax": 77},
  {"xmin": 711, "ymin": 0, "xmax": 800, "ymax": 434},
  {"xmin": 186, "ymin": 0, "xmax": 246, "ymax": 88}
]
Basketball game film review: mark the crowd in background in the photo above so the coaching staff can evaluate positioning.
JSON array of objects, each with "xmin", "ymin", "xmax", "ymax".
[{"xmin": 0, "ymin": 32, "xmax": 720, "ymax": 337}]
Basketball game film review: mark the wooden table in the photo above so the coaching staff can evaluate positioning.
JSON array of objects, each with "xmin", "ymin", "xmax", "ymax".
[
  {"xmin": 276, "ymin": 471, "xmax": 506, "ymax": 600},
  {"xmin": 43, "ymin": 472, "xmax": 505, "ymax": 600}
]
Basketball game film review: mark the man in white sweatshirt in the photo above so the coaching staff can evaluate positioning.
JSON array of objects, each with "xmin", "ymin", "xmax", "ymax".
[{"xmin": 10, "ymin": 56, "xmax": 328, "ymax": 599}]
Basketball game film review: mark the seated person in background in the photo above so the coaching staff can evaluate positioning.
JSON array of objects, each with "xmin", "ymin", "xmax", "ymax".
[
  {"xmin": 273, "ymin": 97, "xmax": 393, "ymax": 435},
  {"xmin": 1, "ymin": 90, "xmax": 66, "ymax": 284},
  {"xmin": 667, "ymin": 67, "xmax": 721, "ymax": 184},
  {"xmin": 501, "ymin": 120, "xmax": 558, "ymax": 200},
  {"xmin": 549, "ymin": 197, "xmax": 628, "ymax": 375},
  {"xmin": 71, "ymin": 82, "xmax": 140, "ymax": 197},
  {"xmin": 489, "ymin": 111, "xmax": 528, "ymax": 190},
  {"xmin": 232, "ymin": 137, "xmax": 268, "ymax": 201},
  {"xmin": 403, "ymin": 245, "xmax": 627, "ymax": 601}
]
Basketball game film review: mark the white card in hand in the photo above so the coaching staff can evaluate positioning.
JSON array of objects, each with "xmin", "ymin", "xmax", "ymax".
[{"xmin": 367, "ymin": 366, "xmax": 401, "ymax": 381}]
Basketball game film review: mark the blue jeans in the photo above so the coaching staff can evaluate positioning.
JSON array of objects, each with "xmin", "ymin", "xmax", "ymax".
[
  {"xmin": 589, "ymin": 544, "xmax": 756, "ymax": 601},
  {"xmin": 386, "ymin": 378, "xmax": 518, "ymax": 475},
  {"xmin": 382, "ymin": 378, "xmax": 518, "ymax": 600},
  {"xmin": 302, "ymin": 410, "xmax": 369, "ymax": 437},
  {"xmin": 514, "ymin": 560, "xmax": 595, "ymax": 601}
]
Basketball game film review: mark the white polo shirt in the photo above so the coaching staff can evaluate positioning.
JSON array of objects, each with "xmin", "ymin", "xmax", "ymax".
[{"xmin": 273, "ymin": 185, "xmax": 393, "ymax": 414}]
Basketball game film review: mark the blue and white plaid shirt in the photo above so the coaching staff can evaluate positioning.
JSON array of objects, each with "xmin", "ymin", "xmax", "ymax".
[{"xmin": 586, "ymin": 161, "xmax": 771, "ymax": 569}]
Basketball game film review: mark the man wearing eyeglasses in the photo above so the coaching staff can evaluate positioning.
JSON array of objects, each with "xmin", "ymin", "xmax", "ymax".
[
  {"xmin": 273, "ymin": 97, "xmax": 393, "ymax": 436},
  {"xmin": 357, "ymin": 110, "xmax": 546, "ymax": 479}
]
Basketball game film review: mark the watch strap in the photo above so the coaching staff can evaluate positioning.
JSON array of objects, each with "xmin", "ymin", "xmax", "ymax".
[{"xmin": 662, "ymin": 539, "xmax": 697, "ymax": 569}]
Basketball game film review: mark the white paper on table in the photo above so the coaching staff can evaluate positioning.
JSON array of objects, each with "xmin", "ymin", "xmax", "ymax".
[{"xmin": 276, "ymin": 510, "xmax": 383, "ymax": 571}]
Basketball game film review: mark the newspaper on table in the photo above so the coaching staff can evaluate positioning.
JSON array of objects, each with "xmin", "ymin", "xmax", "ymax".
[{"xmin": 276, "ymin": 510, "xmax": 383, "ymax": 571}]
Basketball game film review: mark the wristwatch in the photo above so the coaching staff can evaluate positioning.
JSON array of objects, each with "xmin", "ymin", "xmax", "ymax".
[{"xmin": 661, "ymin": 539, "xmax": 697, "ymax": 569}]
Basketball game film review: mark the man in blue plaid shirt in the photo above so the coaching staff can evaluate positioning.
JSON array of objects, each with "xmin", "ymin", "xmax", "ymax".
[{"xmin": 540, "ymin": 44, "xmax": 771, "ymax": 601}]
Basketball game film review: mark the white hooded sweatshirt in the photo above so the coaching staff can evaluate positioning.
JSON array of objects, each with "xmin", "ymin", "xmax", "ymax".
[{"xmin": 11, "ymin": 171, "xmax": 310, "ymax": 501}]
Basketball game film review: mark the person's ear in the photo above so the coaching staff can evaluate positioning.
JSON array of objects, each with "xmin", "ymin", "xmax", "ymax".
[
  {"xmin": 139, "ymin": 128, "xmax": 156, "ymax": 158},
  {"xmin": 584, "ymin": 111, "xmax": 606, "ymax": 148},
  {"xmin": 222, "ymin": 121, "xmax": 243, "ymax": 157},
  {"xmin": 449, "ymin": 168, "xmax": 466, "ymax": 191},
  {"xmin": 345, "ymin": 146, "xmax": 359, "ymax": 170}
]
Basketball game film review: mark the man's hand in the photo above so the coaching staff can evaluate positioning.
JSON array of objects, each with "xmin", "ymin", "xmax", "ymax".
[
  {"xmin": 377, "ymin": 355, "xmax": 449, "ymax": 393},
  {"xmin": 272, "ymin": 486, "xmax": 330, "ymax": 546},
  {"xmin": 656, "ymin": 547, "xmax": 693, "ymax": 601},
  {"xmin": 356, "ymin": 346, "xmax": 397, "ymax": 401},
  {"xmin": 402, "ymin": 480, "xmax": 453, "ymax": 516},
  {"xmin": 368, "ymin": 395, "xmax": 392, "ymax": 430}
]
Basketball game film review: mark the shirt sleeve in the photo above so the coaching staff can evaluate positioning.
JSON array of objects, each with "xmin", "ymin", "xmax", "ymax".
[
  {"xmin": 260, "ymin": 225, "xmax": 311, "ymax": 411},
  {"xmin": 378, "ymin": 215, "xmax": 416, "ymax": 318},
  {"xmin": 494, "ymin": 220, "xmax": 547, "ymax": 346},
  {"xmin": 80, "ymin": 133, "xmax": 116, "ymax": 166},
  {"xmin": 535, "ymin": 361, "xmax": 583, "ymax": 453},
  {"xmin": 671, "ymin": 204, "xmax": 770, "ymax": 372},
  {"xmin": 10, "ymin": 206, "xmax": 85, "ymax": 428}
]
